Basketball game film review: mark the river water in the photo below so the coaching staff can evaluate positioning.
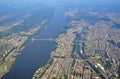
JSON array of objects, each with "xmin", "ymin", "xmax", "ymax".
[
  {"xmin": 2, "ymin": 0, "xmax": 119, "ymax": 79},
  {"xmin": 2, "ymin": 6, "xmax": 66, "ymax": 79}
]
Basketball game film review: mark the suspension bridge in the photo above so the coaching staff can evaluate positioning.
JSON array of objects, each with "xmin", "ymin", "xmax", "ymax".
[{"xmin": 31, "ymin": 38, "xmax": 55, "ymax": 42}]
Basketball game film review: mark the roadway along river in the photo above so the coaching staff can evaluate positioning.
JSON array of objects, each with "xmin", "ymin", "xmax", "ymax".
[{"xmin": 2, "ymin": 6, "xmax": 67, "ymax": 79}]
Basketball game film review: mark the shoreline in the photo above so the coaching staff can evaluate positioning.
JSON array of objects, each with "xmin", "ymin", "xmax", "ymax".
[
  {"xmin": 0, "ymin": 19, "xmax": 52, "ymax": 78},
  {"xmin": 32, "ymin": 20, "xmax": 106, "ymax": 79}
]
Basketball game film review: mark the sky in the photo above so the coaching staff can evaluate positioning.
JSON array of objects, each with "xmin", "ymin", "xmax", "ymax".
[
  {"xmin": 1, "ymin": 0, "xmax": 120, "ymax": 9},
  {"xmin": 1, "ymin": 0, "xmax": 119, "ymax": 5},
  {"xmin": 0, "ymin": 0, "xmax": 117, "ymax": 3}
]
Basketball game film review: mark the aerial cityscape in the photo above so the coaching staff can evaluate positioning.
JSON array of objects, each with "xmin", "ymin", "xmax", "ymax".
[{"xmin": 0, "ymin": 0, "xmax": 120, "ymax": 79}]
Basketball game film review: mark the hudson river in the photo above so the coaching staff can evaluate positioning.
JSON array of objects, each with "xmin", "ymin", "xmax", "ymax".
[{"xmin": 2, "ymin": 6, "xmax": 67, "ymax": 79}]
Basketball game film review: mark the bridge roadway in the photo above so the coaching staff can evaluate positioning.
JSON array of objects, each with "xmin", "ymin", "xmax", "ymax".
[{"xmin": 31, "ymin": 38, "xmax": 56, "ymax": 42}]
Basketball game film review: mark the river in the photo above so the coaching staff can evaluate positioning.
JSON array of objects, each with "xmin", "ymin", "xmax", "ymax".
[{"xmin": 2, "ymin": 6, "xmax": 66, "ymax": 79}]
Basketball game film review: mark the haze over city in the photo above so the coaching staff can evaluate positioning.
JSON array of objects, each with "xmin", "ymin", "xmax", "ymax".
[{"xmin": 0, "ymin": 0, "xmax": 120, "ymax": 79}]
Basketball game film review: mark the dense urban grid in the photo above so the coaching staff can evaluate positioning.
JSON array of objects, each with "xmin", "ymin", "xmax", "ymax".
[
  {"xmin": 33, "ymin": 6, "xmax": 120, "ymax": 79},
  {"xmin": 0, "ymin": 1, "xmax": 120, "ymax": 79}
]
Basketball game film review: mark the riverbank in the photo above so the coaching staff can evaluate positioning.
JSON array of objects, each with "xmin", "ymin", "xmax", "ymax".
[
  {"xmin": 2, "ymin": 6, "xmax": 67, "ymax": 79},
  {"xmin": 0, "ymin": 19, "xmax": 51, "ymax": 78},
  {"xmin": 33, "ymin": 20, "xmax": 103, "ymax": 79}
]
